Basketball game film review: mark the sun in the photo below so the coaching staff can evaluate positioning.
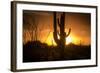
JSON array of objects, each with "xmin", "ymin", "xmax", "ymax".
[
  {"xmin": 45, "ymin": 32, "xmax": 79, "ymax": 46},
  {"xmin": 66, "ymin": 36, "xmax": 72, "ymax": 45}
]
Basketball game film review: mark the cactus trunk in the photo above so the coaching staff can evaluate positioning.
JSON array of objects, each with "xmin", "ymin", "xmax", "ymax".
[{"xmin": 53, "ymin": 12, "xmax": 71, "ymax": 58}]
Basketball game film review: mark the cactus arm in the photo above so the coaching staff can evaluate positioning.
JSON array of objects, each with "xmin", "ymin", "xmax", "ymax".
[
  {"xmin": 53, "ymin": 12, "xmax": 60, "ymax": 45},
  {"xmin": 53, "ymin": 32, "xmax": 60, "ymax": 44},
  {"xmin": 57, "ymin": 18, "xmax": 60, "ymax": 26},
  {"xmin": 57, "ymin": 30, "xmax": 60, "ymax": 36},
  {"xmin": 66, "ymin": 28, "xmax": 71, "ymax": 37}
]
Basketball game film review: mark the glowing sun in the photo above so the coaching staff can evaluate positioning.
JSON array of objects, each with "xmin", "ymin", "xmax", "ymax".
[{"xmin": 66, "ymin": 36, "xmax": 72, "ymax": 45}]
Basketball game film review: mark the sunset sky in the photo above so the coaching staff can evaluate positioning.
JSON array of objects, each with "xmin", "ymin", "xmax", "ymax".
[{"xmin": 23, "ymin": 10, "xmax": 91, "ymax": 46}]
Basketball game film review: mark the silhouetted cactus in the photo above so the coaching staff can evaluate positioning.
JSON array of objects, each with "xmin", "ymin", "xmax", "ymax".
[{"xmin": 53, "ymin": 12, "xmax": 71, "ymax": 58}]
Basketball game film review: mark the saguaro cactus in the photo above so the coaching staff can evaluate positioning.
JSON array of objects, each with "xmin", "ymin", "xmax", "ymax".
[{"xmin": 53, "ymin": 12, "xmax": 71, "ymax": 58}]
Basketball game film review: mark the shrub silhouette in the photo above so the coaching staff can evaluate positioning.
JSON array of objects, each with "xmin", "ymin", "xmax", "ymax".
[{"xmin": 23, "ymin": 41, "xmax": 90, "ymax": 62}]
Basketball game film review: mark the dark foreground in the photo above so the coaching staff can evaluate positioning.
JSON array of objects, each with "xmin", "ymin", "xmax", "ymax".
[{"xmin": 23, "ymin": 41, "xmax": 91, "ymax": 62}]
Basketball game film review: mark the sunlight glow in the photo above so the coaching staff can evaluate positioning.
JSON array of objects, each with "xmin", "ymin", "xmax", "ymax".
[
  {"xmin": 23, "ymin": 30, "xmax": 81, "ymax": 46},
  {"xmin": 45, "ymin": 32, "xmax": 57, "ymax": 46},
  {"xmin": 66, "ymin": 36, "xmax": 72, "ymax": 45},
  {"xmin": 65, "ymin": 35, "xmax": 81, "ymax": 45},
  {"xmin": 45, "ymin": 33, "xmax": 80, "ymax": 46}
]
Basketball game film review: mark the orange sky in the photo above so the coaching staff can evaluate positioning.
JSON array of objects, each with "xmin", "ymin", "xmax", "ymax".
[{"xmin": 23, "ymin": 11, "xmax": 91, "ymax": 46}]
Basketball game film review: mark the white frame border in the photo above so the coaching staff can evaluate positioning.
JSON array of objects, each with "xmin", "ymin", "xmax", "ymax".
[{"xmin": 13, "ymin": 2, "xmax": 97, "ymax": 70}]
